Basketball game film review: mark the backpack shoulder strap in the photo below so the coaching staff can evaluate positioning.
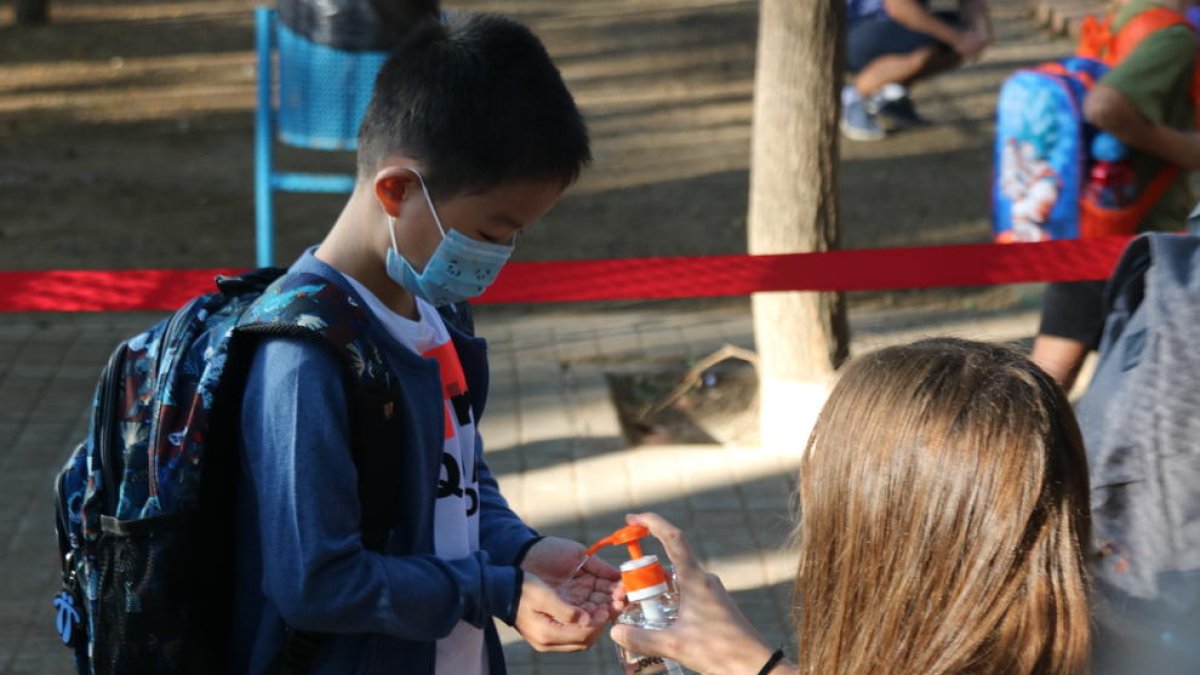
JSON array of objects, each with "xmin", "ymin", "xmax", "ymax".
[
  {"xmin": 1103, "ymin": 234, "xmax": 1154, "ymax": 324},
  {"xmin": 1107, "ymin": 8, "xmax": 1200, "ymax": 158},
  {"xmin": 236, "ymin": 271, "xmax": 373, "ymax": 345},
  {"xmin": 235, "ymin": 271, "xmax": 399, "ymax": 552},
  {"xmin": 1077, "ymin": 13, "xmax": 1115, "ymax": 61},
  {"xmin": 1112, "ymin": 6, "xmax": 1191, "ymax": 64},
  {"xmin": 1112, "ymin": 8, "xmax": 1200, "ymax": 128},
  {"xmin": 237, "ymin": 272, "xmax": 402, "ymax": 675}
]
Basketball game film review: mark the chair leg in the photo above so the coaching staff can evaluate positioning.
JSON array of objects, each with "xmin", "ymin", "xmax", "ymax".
[{"xmin": 254, "ymin": 6, "xmax": 277, "ymax": 269}]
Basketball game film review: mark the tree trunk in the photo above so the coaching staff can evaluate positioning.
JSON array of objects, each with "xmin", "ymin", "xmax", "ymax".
[
  {"xmin": 16, "ymin": 0, "xmax": 50, "ymax": 25},
  {"xmin": 747, "ymin": 0, "xmax": 849, "ymax": 449}
]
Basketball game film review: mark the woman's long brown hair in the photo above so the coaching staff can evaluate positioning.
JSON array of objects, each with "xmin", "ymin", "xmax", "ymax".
[{"xmin": 794, "ymin": 338, "xmax": 1092, "ymax": 674}]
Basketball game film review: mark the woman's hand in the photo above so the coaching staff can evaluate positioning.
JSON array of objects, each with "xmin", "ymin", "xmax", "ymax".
[{"xmin": 608, "ymin": 513, "xmax": 795, "ymax": 675}]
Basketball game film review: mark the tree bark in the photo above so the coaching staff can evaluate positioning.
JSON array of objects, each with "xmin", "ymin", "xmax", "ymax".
[
  {"xmin": 16, "ymin": 0, "xmax": 50, "ymax": 25},
  {"xmin": 747, "ymin": 0, "xmax": 849, "ymax": 449}
]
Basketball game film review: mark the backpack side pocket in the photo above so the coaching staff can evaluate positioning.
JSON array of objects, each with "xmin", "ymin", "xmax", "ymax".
[{"xmin": 91, "ymin": 512, "xmax": 203, "ymax": 675}]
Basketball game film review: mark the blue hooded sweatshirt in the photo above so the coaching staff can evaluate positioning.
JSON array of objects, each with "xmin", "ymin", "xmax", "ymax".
[{"xmin": 229, "ymin": 249, "xmax": 539, "ymax": 674}]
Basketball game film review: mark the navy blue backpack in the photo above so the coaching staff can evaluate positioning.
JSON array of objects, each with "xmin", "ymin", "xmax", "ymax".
[{"xmin": 53, "ymin": 268, "xmax": 406, "ymax": 674}]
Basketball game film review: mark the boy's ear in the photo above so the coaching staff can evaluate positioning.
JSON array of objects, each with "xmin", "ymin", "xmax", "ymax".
[{"xmin": 373, "ymin": 167, "xmax": 420, "ymax": 218}]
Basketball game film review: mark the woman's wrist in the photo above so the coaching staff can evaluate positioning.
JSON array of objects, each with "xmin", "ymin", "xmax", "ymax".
[
  {"xmin": 755, "ymin": 647, "xmax": 791, "ymax": 675},
  {"xmin": 730, "ymin": 641, "xmax": 779, "ymax": 675}
]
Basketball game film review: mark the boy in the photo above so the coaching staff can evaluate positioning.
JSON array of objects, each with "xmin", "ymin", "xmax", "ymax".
[
  {"xmin": 1032, "ymin": 0, "xmax": 1200, "ymax": 393},
  {"xmin": 842, "ymin": 0, "xmax": 993, "ymax": 140},
  {"xmin": 229, "ymin": 13, "xmax": 619, "ymax": 674}
]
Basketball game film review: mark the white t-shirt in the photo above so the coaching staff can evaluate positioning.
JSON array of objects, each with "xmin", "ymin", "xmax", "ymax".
[{"xmin": 343, "ymin": 277, "xmax": 486, "ymax": 675}]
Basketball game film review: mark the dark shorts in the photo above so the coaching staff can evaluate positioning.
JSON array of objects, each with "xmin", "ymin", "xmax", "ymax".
[
  {"xmin": 846, "ymin": 11, "xmax": 959, "ymax": 73},
  {"xmin": 1039, "ymin": 280, "xmax": 1106, "ymax": 350}
]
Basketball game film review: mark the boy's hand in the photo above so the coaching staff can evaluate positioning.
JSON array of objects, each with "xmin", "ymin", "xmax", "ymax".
[
  {"xmin": 513, "ymin": 573, "xmax": 605, "ymax": 652},
  {"xmin": 521, "ymin": 536, "xmax": 622, "ymax": 623}
]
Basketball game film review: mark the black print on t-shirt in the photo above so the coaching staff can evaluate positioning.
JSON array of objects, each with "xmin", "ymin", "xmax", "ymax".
[
  {"xmin": 437, "ymin": 451, "xmax": 479, "ymax": 517},
  {"xmin": 450, "ymin": 392, "xmax": 472, "ymax": 427}
]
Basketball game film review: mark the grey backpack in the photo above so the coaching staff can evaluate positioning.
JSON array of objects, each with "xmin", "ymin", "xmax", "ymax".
[{"xmin": 1075, "ymin": 232, "xmax": 1200, "ymax": 664}]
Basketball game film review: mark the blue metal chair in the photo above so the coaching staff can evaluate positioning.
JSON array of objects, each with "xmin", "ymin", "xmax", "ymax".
[{"xmin": 254, "ymin": 6, "xmax": 389, "ymax": 267}]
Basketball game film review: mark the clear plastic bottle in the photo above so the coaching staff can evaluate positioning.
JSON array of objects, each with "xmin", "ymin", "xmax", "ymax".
[{"xmin": 582, "ymin": 525, "xmax": 686, "ymax": 675}]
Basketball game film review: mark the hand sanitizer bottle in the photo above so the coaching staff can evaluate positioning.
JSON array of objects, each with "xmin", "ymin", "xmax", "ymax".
[{"xmin": 584, "ymin": 525, "xmax": 685, "ymax": 675}]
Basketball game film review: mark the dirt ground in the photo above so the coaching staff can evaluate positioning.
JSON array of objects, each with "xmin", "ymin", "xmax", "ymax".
[
  {"xmin": 1, "ymin": 0, "xmax": 1086, "ymax": 440},
  {"xmin": 1, "ymin": 0, "xmax": 1070, "ymax": 276}
]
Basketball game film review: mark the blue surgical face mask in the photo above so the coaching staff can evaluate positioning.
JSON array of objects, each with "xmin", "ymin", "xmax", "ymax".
[{"xmin": 384, "ymin": 169, "xmax": 516, "ymax": 307}]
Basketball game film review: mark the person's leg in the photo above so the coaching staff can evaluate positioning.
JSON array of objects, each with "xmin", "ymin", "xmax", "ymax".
[
  {"xmin": 853, "ymin": 45, "xmax": 961, "ymax": 96},
  {"xmin": 1031, "ymin": 280, "xmax": 1106, "ymax": 394},
  {"xmin": 843, "ymin": 14, "xmax": 902, "ymax": 141},
  {"xmin": 840, "ymin": 84, "xmax": 886, "ymax": 141},
  {"xmin": 844, "ymin": 11, "xmax": 961, "ymax": 136},
  {"xmin": 847, "ymin": 11, "xmax": 962, "ymax": 94}
]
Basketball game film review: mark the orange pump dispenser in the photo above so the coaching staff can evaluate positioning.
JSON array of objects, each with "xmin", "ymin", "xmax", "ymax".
[
  {"xmin": 589, "ymin": 524, "xmax": 685, "ymax": 674},
  {"xmin": 586, "ymin": 525, "xmax": 670, "ymax": 602}
]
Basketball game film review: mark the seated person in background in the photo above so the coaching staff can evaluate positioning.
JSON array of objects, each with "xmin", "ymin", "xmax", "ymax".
[
  {"xmin": 842, "ymin": 0, "xmax": 992, "ymax": 141},
  {"xmin": 611, "ymin": 338, "xmax": 1093, "ymax": 675},
  {"xmin": 1032, "ymin": 0, "xmax": 1200, "ymax": 393}
]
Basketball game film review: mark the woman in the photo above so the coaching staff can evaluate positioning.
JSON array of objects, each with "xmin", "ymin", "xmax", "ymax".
[{"xmin": 610, "ymin": 338, "xmax": 1092, "ymax": 674}]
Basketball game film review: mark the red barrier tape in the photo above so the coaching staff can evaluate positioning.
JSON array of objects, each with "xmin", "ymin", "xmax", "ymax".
[
  {"xmin": 0, "ymin": 237, "xmax": 1132, "ymax": 312},
  {"xmin": 0, "ymin": 269, "xmax": 244, "ymax": 312}
]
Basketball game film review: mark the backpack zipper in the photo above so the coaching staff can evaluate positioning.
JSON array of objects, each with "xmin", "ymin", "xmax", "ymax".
[
  {"xmin": 145, "ymin": 297, "xmax": 203, "ymax": 503},
  {"xmin": 98, "ymin": 343, "xmax": 128, "ymax": 518},
  {"xmin": 54, "ymin": 457, "xmax": 77, "ymax": 563}
]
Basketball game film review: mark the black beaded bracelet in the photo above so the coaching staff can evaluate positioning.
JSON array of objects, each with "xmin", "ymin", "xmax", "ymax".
[{"xmin": 756, "ymin": 647, "xmax": 786, "ymax": 675}]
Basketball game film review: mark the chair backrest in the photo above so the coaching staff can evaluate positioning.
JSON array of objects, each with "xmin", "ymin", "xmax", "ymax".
[
  {"xmin": 254, "ymin": 5, "xmax": 390, "ymax": 267},
  {"xmin": 276, "ymin": 21, "xmax": 389, "ymax": 150}
]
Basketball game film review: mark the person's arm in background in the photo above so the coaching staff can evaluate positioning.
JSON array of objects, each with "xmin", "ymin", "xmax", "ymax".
[
  {"xmin": 959, "ymin": 0, "xmax": 993, "ymax": 44},
  {"xmin": 883, "ymin": 0, "xmax": 989, "ymax": 58},
  {"xmin": 1084, "ymin": 25, "xmax": 1200, "ymax": 170},
  {"xmin": 609, "ymin": 513, "xmax": 799, "ymax": 675},
  {"xmin": 1086, "ymin": 86, "xmax": 1200, "ymax": 170}
]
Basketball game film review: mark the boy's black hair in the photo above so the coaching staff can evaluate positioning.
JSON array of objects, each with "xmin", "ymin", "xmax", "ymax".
[{"xmin": 356, "ymin": 12, "xmax": 591, "ymax": 198}]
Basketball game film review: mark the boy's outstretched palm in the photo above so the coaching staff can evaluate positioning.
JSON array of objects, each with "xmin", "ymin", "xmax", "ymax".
[
  {"xmin": 522, "ymin": 536, "xmax": 622, "ymax": 621},
  {"xmin": 515, "ymin": 536, "xmax": 622, "ymax": 651},
  {"xmin": 514, "ymin": 572, "xmax": 605, "ymax": 652}
]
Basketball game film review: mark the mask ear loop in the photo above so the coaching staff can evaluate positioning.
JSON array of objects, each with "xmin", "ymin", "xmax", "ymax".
[
  {"xmin": 386, "ymin": 214, "xmax": 402, "ymax": 252},
  {"xmin": 406, "ymin": 168, "xmax": 448, "ymax": 238}
]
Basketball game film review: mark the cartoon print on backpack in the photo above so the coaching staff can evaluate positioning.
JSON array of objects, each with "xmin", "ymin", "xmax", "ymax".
[
  {"xmin": 995, "ymin": 5, "xmax": 1200, "ymax": 244},
  {"xmin": 993, "ymin": 62, "xmax": 1094, "ymax": 243},
  {"xmin": 998, "ymin": 94, "xmax": 1064, "ymax": 242}
]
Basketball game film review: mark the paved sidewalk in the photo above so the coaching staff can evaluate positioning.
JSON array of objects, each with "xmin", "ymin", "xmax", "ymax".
[
  {"xmin": 0, "ymin": 0, "xmax": 1072, "ymax": 668},
  {"xmin": 0, "ymin": 297, "xmax": 1040, "ymax": 674}
]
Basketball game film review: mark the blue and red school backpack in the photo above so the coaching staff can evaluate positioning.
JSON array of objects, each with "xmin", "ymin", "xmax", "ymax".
[
  {"xmin": 52, "ymin": 268, "xmax": 409, "ymax": 674},
  {"xmin": 993, "ymin": 7, "xmax": 1199, "ymax": 243}
]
